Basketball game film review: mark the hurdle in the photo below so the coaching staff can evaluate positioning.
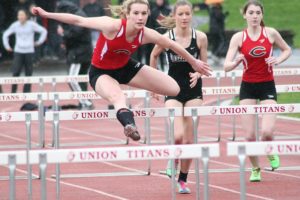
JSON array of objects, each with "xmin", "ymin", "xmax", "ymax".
[
  {"xmin": 45, "ymin": 107, "xmax": 183, "ymax": 179},
  {"xmin": 0, "ymin": 143, "xmax": 219, "ymax": 200},
  {"xmin": 185, "ymin": 103, "xmax": 300, "ymax": 142},
  {"xmin": 47, "ymin": 89, "xmax": 152, "ymax": 147},
  {"xmin": 0, "ymin": 92, "xmax": 48, "ymax": 148},
  {"xmin": 227, "ymin": 141, "xmax": 300, "ymax": 200},
  {"xmin": 0, "ymin": 112, "xmax": 39, "ymax": 198}
]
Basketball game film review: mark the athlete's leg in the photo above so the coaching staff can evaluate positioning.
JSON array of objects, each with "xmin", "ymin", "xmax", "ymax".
[
  {"xmin": 260, "ymin": 99, "xmax": 277, "ymax": 141},
  {"xmin": 128, "ymin": 65, "xmax": 180, "ymax": 96},
  {"xmin": 94, "ymin": 75, "xmax": 140, "ymax": 141},
  {"xmin": 180, "ymin": 99, "xmax": 203, "ymax": 174},
  {"xmin": 240, "ymin": 99, "xmax": 259, "ymax": 168},
  {"xmin": 260, "ymin": 99, "xmax": 280, "ymax": 169},
  {"xmin": 165, "ymin": 99, "xmax": 184, "ymax": 178}
]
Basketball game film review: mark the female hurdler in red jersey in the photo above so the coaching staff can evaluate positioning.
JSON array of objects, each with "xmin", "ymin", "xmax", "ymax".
[
  {"xmin": 31, "ymin": 0, "xmax": 211, "ymax": 141},
  {"xmin": 224, "ymin": 0, "xmax": 291, "ymax": 182}
]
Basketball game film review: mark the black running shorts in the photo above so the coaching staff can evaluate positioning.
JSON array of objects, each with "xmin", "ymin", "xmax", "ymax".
[
  {"xmin": 165, "ymin": 79, "xmax": 203, "ymax": 104},
  {"xmin": 239, "ymin": 80, "xmax": 277, "ymax": 101},
  {"xmin": 89, "ymin": 58, "xmax": 144, "ymax": 90}
]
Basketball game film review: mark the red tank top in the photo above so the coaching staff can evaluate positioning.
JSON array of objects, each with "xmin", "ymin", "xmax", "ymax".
[
  {"xmin": 240, "ymin": 27, "xmax": 273, "ymax": 82},
  {"xmin": 91, "ymin": 19, "xmax": 144, "ymax": 69}
]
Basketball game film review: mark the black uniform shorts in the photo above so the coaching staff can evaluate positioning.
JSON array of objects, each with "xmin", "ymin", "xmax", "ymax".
[
  {"xmin": 89, "ymin": 58, "xmax": 144, "ymax": 90},
  {"xmin": 239, "ymin": 80, "xmax": 277, "ymax": 101},
  {"xmin": 165, "ymin": 78, "xmax": 203, "ymax": 104}
]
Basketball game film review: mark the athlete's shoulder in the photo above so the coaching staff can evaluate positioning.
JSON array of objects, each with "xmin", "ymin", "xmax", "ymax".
[{"xmin": 195, "ymin": 30, "xmax": 207, "ymax": 40}]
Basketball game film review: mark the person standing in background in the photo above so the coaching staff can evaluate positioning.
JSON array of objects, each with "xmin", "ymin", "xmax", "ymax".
[
  {"xmin": 150, "ymin": 0, "xmax": 207, "ymax": 193},
  {"xmin": 83, "ymin": 0, "xmax": 106, "ymax": 47},
  {"xmin": 208, "ymin": 3, "xmax": 228, "ymax": 60},
  {"xmin": 56, "ymin": 1, "xmax": 94, "ymax": 110},
  {"xmin": 224, "ymin": 0, "xmax": 291, "ymax": 182},
  {"xmin": 2, "ymin": 9, "xmax": 47, "ymax": 93}
]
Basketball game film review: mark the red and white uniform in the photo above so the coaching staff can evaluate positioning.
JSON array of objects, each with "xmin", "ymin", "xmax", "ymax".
[
  {"xmin": 91, "ymin": 19, "xmax": 144, "ymax": 70},
  {"xmin": 240, "ymin": 27, "xmax": 273, "ymax": 83}
]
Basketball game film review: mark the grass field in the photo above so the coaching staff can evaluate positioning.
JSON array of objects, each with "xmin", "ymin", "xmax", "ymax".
[{"xmin": 111, "ymin": 0, "xmax": 300, "ymax": 48}]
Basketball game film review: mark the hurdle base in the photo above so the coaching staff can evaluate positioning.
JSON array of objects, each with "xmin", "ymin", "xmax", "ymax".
[
  {"xmin": 0, "ymin": 175, "xmax": 39, "ymax": 181},
  {"xmin": 51, "ymin": 171, "xmax": 150, "ymax": 179},
  {"xmin": 264, "ymin": 166, "xmax": 300, "ymax": 171}
]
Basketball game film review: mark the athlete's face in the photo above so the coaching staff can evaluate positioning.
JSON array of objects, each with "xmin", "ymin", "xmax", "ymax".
[
  {"xmin": 243, "ymin": 4, "xmax": 263, "ymax": 27},
  {"xmin": 174, "ymin": 5, "xmax": 192, "ymax": 29},
  {"xmin": 127, "ymin": 3, "xmax": 149, "ymax": 30}
]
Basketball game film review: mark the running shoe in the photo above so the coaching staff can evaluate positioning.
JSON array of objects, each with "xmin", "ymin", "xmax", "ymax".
[
  {"xmin": 249, "ymin": 167, "xmax": 261, "ymax": 182},
  {"xmin": 267, "ymin": 155, "xmax": 280, "ymax": 170},
  {"xmin": 177, "ymin": 180, "xmax": 191, "ymax": 194},
  {"xmin": 124, "ymin": 124, "xmax": 140, "ymax": 141},
  {"xmin": 166, "ymin": 160, "xmax": 179, "ymax": 178}
]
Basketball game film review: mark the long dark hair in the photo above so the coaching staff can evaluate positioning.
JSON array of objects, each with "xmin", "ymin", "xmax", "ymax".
[{"xmin": 242, "ymin": 0, "xmax": 265, "ymax": 26}]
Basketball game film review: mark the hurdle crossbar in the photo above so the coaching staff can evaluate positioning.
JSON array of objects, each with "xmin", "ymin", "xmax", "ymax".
[{"xmin": 0, "ymin": 143, "xmax": 219, "ymax": 200}]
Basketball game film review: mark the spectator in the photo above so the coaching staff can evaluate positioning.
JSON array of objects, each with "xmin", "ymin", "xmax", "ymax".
[
  {"xmin": 208, "ymin": 3, "xmax": 228, "ymax": 58},
  {"xmin": 83, "ymin": 0, "xmax": 106, "ymax": 47},
  {"xmin": 56, "ymin": 1, "xmax": 94, "ymax": 110},
  {"xmin": 148, "ymin": 0, "xmax": 171, "ymax": 70},
  {"xmin": 2, "ymin": 9, "xmax": 47, "ymax": 93}
]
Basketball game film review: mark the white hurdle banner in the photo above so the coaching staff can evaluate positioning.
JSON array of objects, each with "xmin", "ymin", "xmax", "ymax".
[
  {"xmin": 47, "ymin": 89, "xmax": 149, "ymax": 100},
  {"xmin": 227, "ymin": 141, "xmax": 300, "ymax": 200},
  {"xmin": 184, "ymin": 103, "xmax": 300, "ymax": 116},
  {"xmin": 184, "ymin": 103, "xmax": 300, "ymax": 143},
  {"xmin": 0, "ymin": 75, "xmax": 88, "ymax": 85},
  {"xmin": 1, "ymin": 143, "xmax": 219, "ymax": 200},
  {"xmin": 45, "ymin": 107, "xmax": 183, "ymax": 121},
  {"xmin": 202, "ymin": 84, "xmax": 300, "ymax": 95},
  {"xmin": 0, "ymin": 68, "xmax": 298, "ymax": 84}
]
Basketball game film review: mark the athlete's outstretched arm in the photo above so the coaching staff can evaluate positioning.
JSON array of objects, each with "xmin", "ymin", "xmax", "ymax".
[
  {"xmin": 31, "ymin": 7, "xmax": 117, "ymax": 33},
  {"xmin": 144, "ymin": 27, "xmax": 211, "ymax": 77}
]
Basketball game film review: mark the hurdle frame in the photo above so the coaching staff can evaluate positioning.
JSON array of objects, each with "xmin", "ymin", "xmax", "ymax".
[
  {"xmin": 45, "ymin": 107, "xmax": 183, "ymax": 180},
  {"xmin": 227, "ymin": 141, "xmax": 300, "ymax": 200},
  {"xmin": 0, "ymin": 143, "xmax": 220, "ymax": 200}
]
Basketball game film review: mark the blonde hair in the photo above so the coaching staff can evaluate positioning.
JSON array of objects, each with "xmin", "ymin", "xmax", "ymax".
[
  {"xmin": 158, "ymin": 0, "xmax": 193, "ymax": 29},
  {"xmin": 110, "ymin": 0, "xmax": 150, "ymax": 19}
]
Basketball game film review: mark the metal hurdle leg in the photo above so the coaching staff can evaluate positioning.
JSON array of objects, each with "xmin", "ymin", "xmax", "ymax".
[
  {"xmin": 26, "ymin": 113, "xmax": 33, "ymax": 199},
  {"xmin": 238, "ymin": 145, "xmax": 246, "ymax": 200},
  {"xmin": 216, "ymin": 72, "xmax": 221, "ymax": 142},
  {"xmin": 229, "ymin": 72, "xmax": 237, "ymax": 141},
  {"xmin": 53, "ymin": 113, "xmax": 61, "ymax": 199},
  {"xmin": 192, "ymin": 109, "xmax": 201, "ymax": 200},
  {"xmin": 201, "ymin": 147, "xmax": 210, "ymax": 200},
  {"xmin": 8, "ymin": 155, "xmax": 16, "ymax": 200},
  {"xmin": 167, "ymin": 109, "xmax": 177, "ymax": 200},
  {"xmin": 39, "ymin": 153, "xmax": 48, "ymax": 200},
  {"xmin": 0, "ymin": 114, "xmax": 38, "ymax": 182},
  {"xmin": 38, "ymin": 94, "xmax": 45, "ymax": 148}
]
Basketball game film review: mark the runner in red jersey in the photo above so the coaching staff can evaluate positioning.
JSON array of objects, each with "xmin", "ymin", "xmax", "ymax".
[
  {"xmin": 224, "ymin": 0, "xmax": 291, "ymax": 182},
  {"xmin": 31, "ymin": 0, "xmax": 212, "ymax": 141}
]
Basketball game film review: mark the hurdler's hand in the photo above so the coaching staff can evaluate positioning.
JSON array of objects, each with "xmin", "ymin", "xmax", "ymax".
[
  {"xmin": 192, "ymin": 59, "xmax": 212, "ymax": 77},
  {"xmin": 31, "ymin": 7, "xmax": 48, "ymax": 18}
]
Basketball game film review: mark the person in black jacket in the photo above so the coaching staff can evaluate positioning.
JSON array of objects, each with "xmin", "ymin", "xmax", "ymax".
[
  {"xmin": 56, "ymin": 1, "xmax": 94, "ymax": 109},
  {"xmin": 83, "ymin": 0, "xmax": 105, "ymax": 47},
  {"xmin": 208, "ymin": 3, "xmax": 228, "ymax": 58}
]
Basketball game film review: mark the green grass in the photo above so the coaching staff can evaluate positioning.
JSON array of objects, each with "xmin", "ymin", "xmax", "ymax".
[
  {"xmin": 222, "ymin": 0, "xmax": 300, "ymax": 47},
  {"xmin": 231, "ymin": 93, "xmax": 300, "ymax": 118}
]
